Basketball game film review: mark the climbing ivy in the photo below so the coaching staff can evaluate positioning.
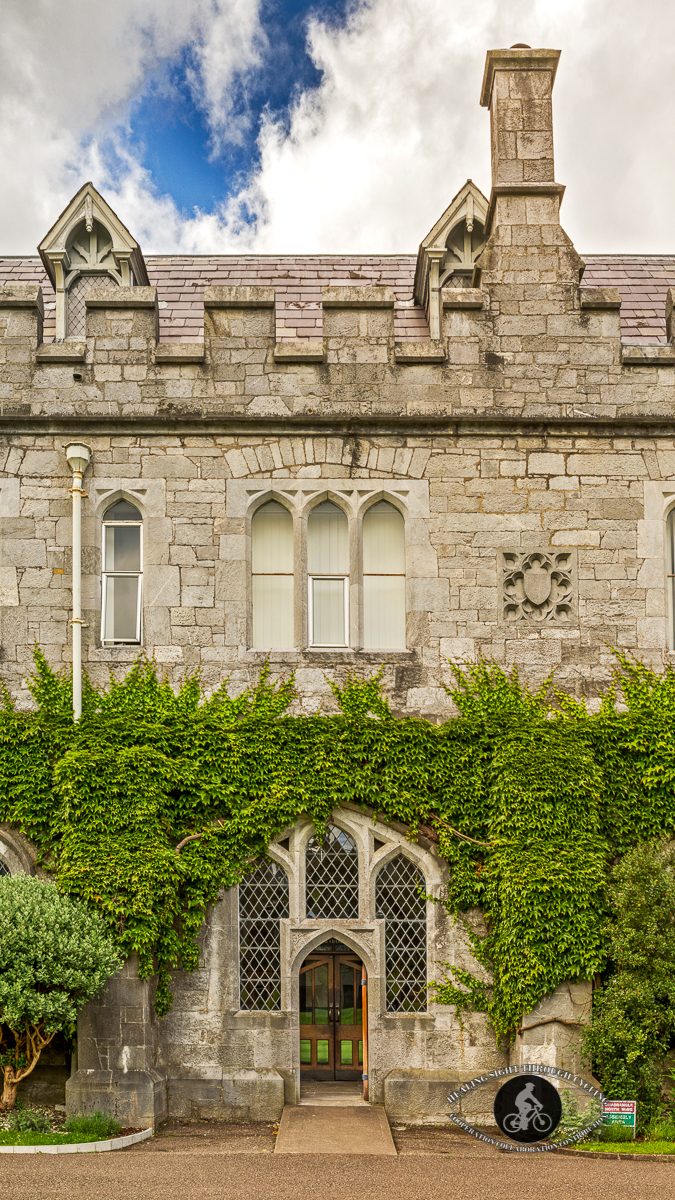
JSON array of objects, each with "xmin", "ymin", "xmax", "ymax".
[{"xmin": 0, "ymin": 648, "xmax": 674, "ymax": 1084}]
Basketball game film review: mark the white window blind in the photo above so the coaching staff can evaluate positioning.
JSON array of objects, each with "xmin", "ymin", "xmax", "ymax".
[
  {"xmin": 363, "ymin": 501, "xmax": 406, "ymax": 649},
  {"xmin": 252, "ymin": 502, "xmax": 294, "ymax": 648},
  {"xmin": 101, "ymin": 500, "xmax": 142, "ymax": 645},
  {"xmin": 308, "ymin": 502, "xmax": 348, "ymax": 646}
]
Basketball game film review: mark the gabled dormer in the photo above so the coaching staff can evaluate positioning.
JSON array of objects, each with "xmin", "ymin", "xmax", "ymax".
[
  {"xmin": 414, "ymin": 179, "xmax": 488, "ymax": 338},
  {"xmin": 38, "ymin": 183, "xmax": 149, "ymax": 340}
]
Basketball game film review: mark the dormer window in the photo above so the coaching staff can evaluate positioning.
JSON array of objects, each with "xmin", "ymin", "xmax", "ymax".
[
  {"xmin": 38, "ymin": 182, "xmax": 149, "ymax": 341},
  {"xmin": 413, "ymin": 179, "xmax": 489, "ymax": 338}
]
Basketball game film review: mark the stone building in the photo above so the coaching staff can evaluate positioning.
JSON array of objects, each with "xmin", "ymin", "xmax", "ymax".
[{"xmin": 1, "ymin": 45, "xmax": 675, "ymax": 1126}]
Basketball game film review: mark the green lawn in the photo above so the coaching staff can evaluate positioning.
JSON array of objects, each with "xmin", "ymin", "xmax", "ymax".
[
  {"xmin": 582, "ymin": 1141, "xmax": 675, "ymax": 1155},
  {"xmin": 0, "ymin": 1130, "xmax": 114, "ymax": 1147}
]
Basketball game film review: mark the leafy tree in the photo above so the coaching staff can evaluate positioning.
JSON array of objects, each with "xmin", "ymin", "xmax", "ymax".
[
  {"xmin": 0, "ymin": 876, "xmax": 121, "ymax": 1109},
  {"xmin": 580, "ymin": 841, "xmax": 675, "ymax": 1123}
]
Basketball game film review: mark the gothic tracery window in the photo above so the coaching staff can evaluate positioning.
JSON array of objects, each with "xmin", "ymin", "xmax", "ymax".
[
  {"xmin": 308, "ymin": 502, "xmax": 349, "ymax": 647},
  {"xmin": 251, "ymin": 501, "xmax": 294, "ymax": 648},
  {"xmin": 239, "ymin": 860, "xmax": 290, "ymax": 1010},
  {"xmin": 305, "ymin": 824, "xmax": 359, "ymax": 919},
  {"xmin": 363, "ymin": 501, "xmax": 406, "ymax": 649},
  {"xmin": 376, "ymin": 855, "xmax": 427, "ymax": 1012}
]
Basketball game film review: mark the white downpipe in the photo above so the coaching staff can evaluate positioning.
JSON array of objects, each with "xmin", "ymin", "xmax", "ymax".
[{"xmin": 65, "ymin": 443, "xmax": 92, "ymax": 721}]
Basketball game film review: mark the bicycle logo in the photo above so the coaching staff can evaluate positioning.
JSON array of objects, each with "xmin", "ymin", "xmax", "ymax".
[{"xmin": 502, "ymin": 1082, "xmax": 553, "ymax": 1135}]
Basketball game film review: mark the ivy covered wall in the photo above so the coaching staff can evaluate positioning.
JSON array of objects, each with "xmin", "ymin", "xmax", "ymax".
[{"xmin": 1, "ymin": 650, "xmax": 673, "ymax": 1060}]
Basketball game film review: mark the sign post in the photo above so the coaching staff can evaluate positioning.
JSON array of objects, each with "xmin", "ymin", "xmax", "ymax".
[{"xmin": 602, "ymin": 1100, "xmax": 636, "ymax": 1139}]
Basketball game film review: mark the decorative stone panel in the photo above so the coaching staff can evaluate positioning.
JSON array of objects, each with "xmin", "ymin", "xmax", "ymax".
[{"xmin": 500, "ymin": 550, "xmax": 577, "ymax": 625}]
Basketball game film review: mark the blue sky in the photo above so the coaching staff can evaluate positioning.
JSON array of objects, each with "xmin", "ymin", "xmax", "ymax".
[{"xmin": 126, "ymin": 0, "xmax": 352, "ymax": 216}]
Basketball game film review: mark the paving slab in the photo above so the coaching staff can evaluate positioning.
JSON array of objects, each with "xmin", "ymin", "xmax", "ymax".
[{"xmin": 275, "ymin": 1104, "xmax": 396, "ymax": 1155}]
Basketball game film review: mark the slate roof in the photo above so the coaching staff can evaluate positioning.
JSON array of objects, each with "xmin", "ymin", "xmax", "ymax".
[{"xmin": 1, "ymin": 253, "xmax": 674, "ymax": 345}]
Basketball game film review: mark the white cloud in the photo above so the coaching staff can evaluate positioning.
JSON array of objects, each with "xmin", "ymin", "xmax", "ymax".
[
  {"xmin": 1, "ymin": 0, "xmax": 675, "ymax": 256},
  {"xmin": 231, "ymin": 0, "xmax": 675, "ymax": 254}
]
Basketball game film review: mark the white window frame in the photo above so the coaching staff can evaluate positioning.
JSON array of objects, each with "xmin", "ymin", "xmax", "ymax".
[
  {"xmin": 101, "ymin": 517, "xmax": 143, "ymax": 645},
  {"xmin": 308, "ymin": 575, "xmax": 349, "ymax": 648}
]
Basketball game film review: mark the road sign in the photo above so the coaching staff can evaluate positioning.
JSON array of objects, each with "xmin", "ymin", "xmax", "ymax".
[{"xmin": 602, "ymin": 1099, "xmax": 636, "ymax": 1138}]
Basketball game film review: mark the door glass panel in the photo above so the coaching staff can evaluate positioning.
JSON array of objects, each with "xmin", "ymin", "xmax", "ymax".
[
  {"xmin": 358, "ymin": 1040, "xmax": 363, "ymax": 1065},
  {"xmin": 340, "ymin": 964, "xmax": 355, "ymax": 1024},
  {"xmin": 300, "ymin": 1040, "xmax": 312, "ymax": 1065},
  {"xmin": 314, "ymin": 963, "xmax": 328, "ymax": 1024},
  {"xmin": 299, "ymin": 971, "xmax": 312, "ymax": 1025},
  {"xmin": 316, "ymin": 1040, "xmax": 329, "ymax": 1065},
  {"xmin": 340, "ymin": 1041, "xmax": 353, "ymax": 1066}
]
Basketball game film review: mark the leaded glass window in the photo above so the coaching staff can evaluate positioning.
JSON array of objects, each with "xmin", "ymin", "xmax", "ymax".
[
  {"xmin": 0, "ymin": 859, "xmax": 9, "ymax": 877},
  {"xmin": 305, "ymin": 824, "xmax": 359, "ymax": 919},
  {"xmin": 239, "ymin": 860, "xmax": 289, "ymax": 1010},
  {"xmin": 376, "ymin": 855, "xmax": 427, "ymax": 1012}
]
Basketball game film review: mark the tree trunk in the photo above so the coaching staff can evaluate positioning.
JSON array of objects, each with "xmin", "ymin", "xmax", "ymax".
[
  {"xmin": 0, "ymin": 1068, "xmax": 22, "ymax": 1111},
  {"xmin": 0, "ymin": 1026, "xmax": 58, "ymax": 1110}
]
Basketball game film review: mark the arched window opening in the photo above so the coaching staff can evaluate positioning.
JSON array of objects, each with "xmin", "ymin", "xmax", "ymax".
[
  {"xmin": 376, "ymin": 855, "xmax": 427, "ymax": 1012},
  {"xmin": 305, "ymin": 824, "xmax": 358, "ymax": 919},
  {"xmin": 668, "ymin": 508, "xmax": 675, "ymax": 650},
  {"xmin": 0, "ymin": 859, "xmax": 9, "ymax": 877},
  {"xmin": 252, "ymin": 502, "xmax": 294, "ymax": 648},
  {"xmin": 239, "ymin": 860, "xmax": 289, "ymax": 1011},
  {"xmin": 307, "ymin": 502, "xmax": 349, "ymax": 647},
  {"xmin": 363, "ymin": 501, "xmax": 406, "ymax": 649},
  {"xmin": 101, "ymin": 500, "xmax": 142, "ymax": 645}
]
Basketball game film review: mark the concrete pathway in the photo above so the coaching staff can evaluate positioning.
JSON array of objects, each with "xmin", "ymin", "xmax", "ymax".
[{"xmin": 275, "ymin": 1104, "xmax": 396, "ymax": 1155}]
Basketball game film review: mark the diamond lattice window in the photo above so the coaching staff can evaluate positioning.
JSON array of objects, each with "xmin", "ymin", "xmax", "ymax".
[
  {"xmin": 239, "ymin": 860, "xmax": 289, "ymax": 1011},
  {"xmin": 376, "ymin": 855, "xmax": 427, "ymax": 1012},
  {"xmin": 305, "ymin": 824, "xmax": 359, "ymax": 919},
  {"xmin": 0, "ymin": 859, "xmax": 9, "ymax": 877},
  {"xmin": 67, "ymin": 273, "xmax": 117, "ymax": 338}
]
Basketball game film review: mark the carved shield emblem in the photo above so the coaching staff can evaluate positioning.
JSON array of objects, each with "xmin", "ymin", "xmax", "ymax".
[{"xmin": 523, "ymin": 565, "xmax": 551, "ymax": 606}]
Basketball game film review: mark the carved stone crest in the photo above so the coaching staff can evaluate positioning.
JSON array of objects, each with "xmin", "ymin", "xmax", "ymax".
[{"xmin": 501, "ymin": 551, "xmax": 576, "ymax": 624}]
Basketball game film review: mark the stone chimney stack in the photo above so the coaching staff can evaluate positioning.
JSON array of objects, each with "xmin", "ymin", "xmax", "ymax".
[
  {"xmin": 480, "ymin": 46, "xmax": 560, "ymax": 187},
  {"xmin": 476, "ymin": 46, "xmax": 582, "ymax": 287}
]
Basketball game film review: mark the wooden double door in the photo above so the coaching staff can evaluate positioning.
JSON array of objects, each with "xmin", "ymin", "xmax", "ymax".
[{"xmin": 299, "ymin": 943, "xmax": 365, "ymax": 1081}]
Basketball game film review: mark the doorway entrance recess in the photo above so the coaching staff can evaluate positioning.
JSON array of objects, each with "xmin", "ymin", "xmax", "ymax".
[{"xmin": 299, "ymin": 939, "xmax": 366, "ymax": 1083}]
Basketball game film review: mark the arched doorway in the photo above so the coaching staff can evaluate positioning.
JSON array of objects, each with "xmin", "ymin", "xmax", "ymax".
[{"xmin": 299, "ymin": 938, "xmax": 366, "ymax": 1083}]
